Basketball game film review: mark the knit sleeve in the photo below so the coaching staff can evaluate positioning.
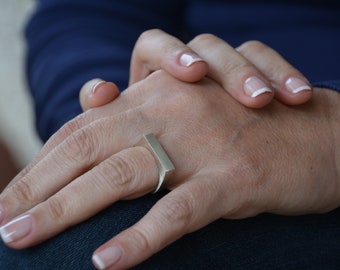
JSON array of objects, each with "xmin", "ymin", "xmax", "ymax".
[{"xmin": 25, "ymin": 0, "xmax": 184, "ymax": 141}]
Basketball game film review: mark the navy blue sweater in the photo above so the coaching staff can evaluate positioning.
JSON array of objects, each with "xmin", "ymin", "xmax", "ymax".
[{"xmin": 25, "ymin": 0, "xmax": 340, "ymax": 141}]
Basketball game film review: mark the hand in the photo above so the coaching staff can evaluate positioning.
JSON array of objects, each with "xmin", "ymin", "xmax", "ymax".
[
  {"xmin": 0, "ymin": 69, "xmax": 339, "ymax": 269},
  {"xmin": 79, "ymin": 79, "xmax": 120, "ymax": 111},
  {"xmin": 80, "ymin": 30, "xmax": 313, "ymax": 111}
]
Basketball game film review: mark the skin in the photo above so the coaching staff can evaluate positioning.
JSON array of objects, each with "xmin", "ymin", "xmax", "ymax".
[
  {"xmin": 0, "ymin": 33, "xmax": 339, "ymax": 270},
  {"xmin": 80, "ymin": 30, "xmax": 313, "ymax": 111},
  {"xmin": 1, "ymin": 30, "xmax": 313, "ymax": 194}
]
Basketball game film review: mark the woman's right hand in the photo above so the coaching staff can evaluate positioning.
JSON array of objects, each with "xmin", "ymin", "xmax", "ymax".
[
  {"xmin": 80, "ymin": 30, "xmax": 312, "ymax": 111},
  {"xmin": 1, "ymin": 69, "xmax": 338, "ymax": 269}
]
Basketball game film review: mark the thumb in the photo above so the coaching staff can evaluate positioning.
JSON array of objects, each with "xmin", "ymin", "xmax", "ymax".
[{"xmin": 79, "ymin": 79, "xmax": 120, "ymax": 111}]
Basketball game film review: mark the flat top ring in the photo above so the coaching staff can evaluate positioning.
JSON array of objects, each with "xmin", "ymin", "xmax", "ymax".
[{"xmin": 136, "ymin": 133, "xmax": 175, "ymax": 193}]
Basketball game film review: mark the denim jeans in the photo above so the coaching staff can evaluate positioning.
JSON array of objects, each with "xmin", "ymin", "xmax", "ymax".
[{"xmin": 0, "ymin": 191, "xmax": 339, "ymax": 269}]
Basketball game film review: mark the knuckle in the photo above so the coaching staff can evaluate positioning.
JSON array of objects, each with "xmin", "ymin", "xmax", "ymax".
[
  {"xmin": 137, "ymin": 29, "xmax": 163, "ymax": 47},
  {"xmin": 128, "ymin": 226, "xmax": 154, "ymax": 253},
  {"xmin": 45, "ymin": 195, "xmax": 69, "ymax": 222},
  {"xmin": 98, "ymin": 154, "xmax": 135, "ymax": 192},
  {"xmin": 222, "ymin": 60, "xmax": 255, "ymax": 76},
  {"xmin": 61, "ymin": 126, "xmax": 97, "ymax": 165},
  {"xmin": 190, "ymin": 33, "xmax": 219, "ymax": 46},
  {"xmin": 10, "ymin": 180, "xmax": 36, "ymax": 206},
  {"xmin": 238, "ymin": 40, "xmax": 267, "ymax": 53},
  {"xmin": 160, "ymin": 196, "xmax": 194, "ymax": 226},
  {"xmin": 58, "ymin": 114, "xmax": 87, "ymax": 139}
]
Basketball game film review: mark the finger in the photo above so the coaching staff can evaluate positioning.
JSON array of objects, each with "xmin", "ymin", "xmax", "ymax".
[
  {"xmin": 92, "ymin": 178, "xmax": 224, "ymax": 270},
  {"xmin": 79, "ymin": 78, "xmax": 120, "ymax": 111},
  {"xmin": 2, "ymin": 114, "xmax": 90, "ymax": 194},
  {"xmin": 0, "ymin": 108, "xmax": 153, "ymax": 224},
  {"xmin": 129, "ymin": 29, "xmax": 208, "ymax": 85},
  {"xmin": 188, "ymin": 34, "xmax": 274, "ymax": 108},
  {"xmin": 0, "ymin": 147, "xmax": 159, "ymax": 249},
  {"xmin": 5, "ymin": 79, "xmax": 121, "ymax": 193},
  {"xmin": 236, "ymin": 41, "xmax": 312, "ymax": 105},
  {"xmin": 1, "ymin": 79, "xmax": 146, "ymax": 198},
  {"xmin": 0, "ymin": 71, "xmax": 182, "ymax": 225}
]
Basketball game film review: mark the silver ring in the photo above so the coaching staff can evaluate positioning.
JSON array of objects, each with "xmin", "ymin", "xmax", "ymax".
[{"xmin": 137, "ymin": 133, "xmax": 175, "ymax": 193}]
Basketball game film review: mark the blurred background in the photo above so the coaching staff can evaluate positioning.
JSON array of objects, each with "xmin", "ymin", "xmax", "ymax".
[{"xmin": 0, "ymin": 0, "xmax": 42, "ymax": 189}]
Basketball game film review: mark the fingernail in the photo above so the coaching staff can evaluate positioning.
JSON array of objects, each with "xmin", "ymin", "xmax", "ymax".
[
  {"xmin": 179, "ymin": 53, "xmax": 204, "ymax": 67},
  {"xmin": 91, "ymin": 80, "xmax": 106, "ymax": 95},
  {"xmin": 285, "ymin": 77, "xmax": 312, "ymax": 94},
  {"xmin": 0, "ymin": 214, "xmax": 32, "ymax": 243},
  {"xmin": 92, "ymin": 246, "xmax": 122, "ymax": 270},
  {"xmin": 244, "ymin": 76, "xmax": 272, "ymax": 98}
]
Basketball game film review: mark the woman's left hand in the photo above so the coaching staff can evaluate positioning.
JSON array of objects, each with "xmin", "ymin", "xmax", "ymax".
[{"xmin": 79, "ymin": 30, "xmax": 313, "ymax": 112}]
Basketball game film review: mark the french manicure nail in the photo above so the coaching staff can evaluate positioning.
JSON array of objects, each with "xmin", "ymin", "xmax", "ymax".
[
  {"xmin": 244, "ymin": 76, "xmax": 272, "ymax": 98},
  {"xmin": 0, "ymin": 214, "xmax": 32, "ymax": 243},
  {"xmin": 285, "ymin": 77, "xmax": 312, "ymax": 94},
  {"xmin": 179, "ymin": 53, "xmax": 204, "ymax": 67},
  {"xmin": 91, "ymin": 80, "xmax": 106, "ymax": 95},
  {"xmin": 92, "ymin": 246, "xmax": 122, "ymax": 270}
]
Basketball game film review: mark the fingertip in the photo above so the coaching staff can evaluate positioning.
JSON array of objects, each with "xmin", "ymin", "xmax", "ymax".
[
  {"xmin": 241, "ymin": 92, "xmax": 274, "ymax": 109},
  {"xmin": 169, "ymin": 52, "xmax": 208, "ymax": 83},
  {"xmin": 285, "ymin": 77, "xmax": 313, "ymax": 105},
  {"xmin": 92, "ymin": 245, "xmax": 122, "ymax": 270},
  {"xmin": 241, "ymin": 76, "xmax": 274, "ymax": 108},
  {"xmin": 80, "ymin": 79, "xmax": 120, "ymax": 111},
  {"xmin": 285, "ymin": 77, "xmax": 312, "ymax": 95},
  {"xmin": 275, "ymin": 89, "xmax": 313, "ymax": 106},
  {"xmin": 275, "ymin": 77, "xmax": 313, "ymax": 106},
  {"xmin": 90, "ymin": 81, "xmax": 120, "ymax": 103}
]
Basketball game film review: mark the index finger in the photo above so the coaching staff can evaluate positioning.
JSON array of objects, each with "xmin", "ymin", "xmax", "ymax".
[{"xmin": 129, "ymin": 29, "xmax": 208, "ymax": 85}]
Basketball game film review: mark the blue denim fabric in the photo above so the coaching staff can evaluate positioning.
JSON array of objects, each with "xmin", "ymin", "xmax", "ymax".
[{"xmin": 0, "ymin": 191, "xmax": 339, "ymax": 269}]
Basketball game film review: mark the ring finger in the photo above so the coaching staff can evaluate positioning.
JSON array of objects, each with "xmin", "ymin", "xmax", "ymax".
[
  {"xmin": 0, "ymin": 146, "xmax": 158, "ymax": 249},
  {"xmin": 236, "ymin": 40, "xmax": 312, "ymax": 105}
]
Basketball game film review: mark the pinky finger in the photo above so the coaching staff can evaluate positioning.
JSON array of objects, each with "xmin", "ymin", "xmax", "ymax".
[{"xmin": 129, "ymin": 29, "xmax": 208, "ymax": 85}]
